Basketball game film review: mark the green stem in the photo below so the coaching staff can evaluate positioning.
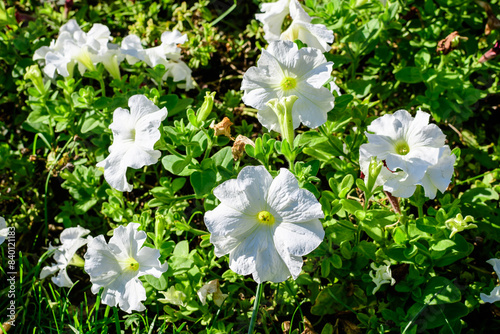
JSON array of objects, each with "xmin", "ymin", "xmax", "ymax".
[{"xmin": 248, "ymin": 283, "xmax": 263, "ymax": 334}]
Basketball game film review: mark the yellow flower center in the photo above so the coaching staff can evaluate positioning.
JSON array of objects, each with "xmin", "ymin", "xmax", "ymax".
[
  {"xmin": 257, "ymin": 211, "xmax": 275, "ymax": 225},
  {"xmin": 131, "ymin": 128, "xmax": 136, "ymax": 141},
  {"xmin": 124, "ymin": 257, "xmax": 140, "ymax": 271},
  {"xmin": 280, "ymin": 77, "xmax": 297, "ymax": 91},
  {"xmin": 395, "ymin": 141, "xmax": 410, "ymax": 155}
]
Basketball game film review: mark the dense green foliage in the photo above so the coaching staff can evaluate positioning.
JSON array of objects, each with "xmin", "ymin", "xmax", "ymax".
[{"xmin": 2, "ymin": 0, "xmax": 500, "ymax": 333}]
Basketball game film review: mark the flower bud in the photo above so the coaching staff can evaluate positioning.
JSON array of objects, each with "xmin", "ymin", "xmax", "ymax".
[{"xmin": 196, "ymin": 91, "xmax": 216, "ymax": 123}]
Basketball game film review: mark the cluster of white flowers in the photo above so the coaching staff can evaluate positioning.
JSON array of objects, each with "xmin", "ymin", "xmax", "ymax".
[
  {"xmin": 97, "ymin": 94, "xmax": 168, "ymax": 192},
  {"xmin": 40, "ymin": 224, "xmax": 167, "ymax": 313},
  {"xmin": 256, "ymin": 0, "xmax": 334, "ymax": 52},
  {"xmin": 204, "ymin": 166, "xmax": 325, "ymax": 283},
  {"xmin": 359, "ymin": 109, "xmax": 456, "ymax": 199},
  {"xmin": 241, "ymin": 0, "xmax": 336, "ymax": 135},
  {"xmin": 33, "ymin": 19, "xmax": 193, "ymax": 89}
]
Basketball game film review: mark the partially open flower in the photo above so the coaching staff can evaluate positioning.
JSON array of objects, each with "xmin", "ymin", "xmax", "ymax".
[
  {"xmin": 445, "ymin": 213, "xmax": 477, "ymax": 238},
  {"xmin": 197, "ymin": 279, "xmax": 228, "ymax": 307},
  {"xmin": 40, "ymin": 226, "xmax": 90, "ymax": 288},
  {"xmin": 97, "ymin": 95, "xmax": 168, "ymax": 192},
  {"xmin": 204, "ymin": 165, "xmax": 325, "ymax": 283},
  {"xmin": 369, "ymin": 260, "xmax": 396, "ymax": 294},
  {"xmin": 84, "ymin": 223, "xmax": 168, "ymax": 313},
  {"xmin": 255, "ymin": 0, "xmax": 291, "ymax": 42}
]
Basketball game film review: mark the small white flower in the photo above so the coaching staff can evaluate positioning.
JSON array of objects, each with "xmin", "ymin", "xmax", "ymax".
[
  {"xmin": 255, "ymin": 0, "xmax": 291, "ymax": 41},
  {"xmin": 444, "ymin": 213, "xmax": 477, "ymax": 238},
  {"xmin": 369, "ymin": 260, "xmax": 396, "ymax": 294},
  {"xmin": 84, "ymin": 223, "xmax": 168, "ymax": 313},
  {"xmin": 158, "ymin": 286, "xmax": 187, "ymax": 307},
  {"xmin": 481, "ymin": 258, "xmax": 500, "ymax": 304},
  {"xmin": 280, "ymin": 0, "xmax": 334, "ymax": 53},
  {"xmin": 40, "ymin": 226, "xmax": 90, "ymax": 288},
  {"xmin": 359, "ymin": 109, "xmax": 455, "ymax": 199},
  {"xmin": 0, "ymin": 217, "xmax": 9, "ymax": 245},
  {"xmin": 204, "ymin": 165, "xmax": 325, "ymax": 283},
  {"xmin": 97, "ymin": 94, "xmax": 168, "ymax": 192},
  {"xmin": 197, "ymin": 279, "xmax": 228, "ymax": 307},
  {"xmin": 144, "ymin": 30, "xmax": 188, "ymax": 67},
  {"xmin": 241, "ymin": 40, "xmax": 334, "ymax": 132}
]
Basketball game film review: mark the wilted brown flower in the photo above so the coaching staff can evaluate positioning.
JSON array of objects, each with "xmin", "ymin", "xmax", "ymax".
[
  {"xmin": 479, "ymin": 40, "xmax": 500, "ymax": 63},
  {"xmin": 210, "ymin": 117, "xmax": 233, "ymax": 138},
  {"xmin": 476, "ymin": 0, "xmax": 500, "ymax": 35},
  {"xmin": 231, "ymin": 135, "xmax": 255, "ymax": 160},
  {"xmin": 436, "ymin": 31, "xmax": 467, "ymax": 55}
]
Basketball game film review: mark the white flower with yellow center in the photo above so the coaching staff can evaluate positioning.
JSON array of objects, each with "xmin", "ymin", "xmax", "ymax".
[
  {"xmin": 255, "ymin": 0, "xmax": 291, "ymax": 41},
  {"xmin": 359, "ymin": 109, "xmax": 455, "ymax": 199},
  {"xmin": 84, "ymin": 223, "xmax": 168, "ymax": 313},
  {"xmin": 241, "ymin": 40, "xmax": 334, "ymax": 132},
  {"xmin": 97, "ymin": 94, "xmax": 168, "ymax": 192},
  {"xmin": 204, "ymin": 165, "xmax": 325, "ymax": 283},
  {"xmin": 40, "ymin": 226, "xmax": 90, "ymax": 288},
  {"xmin": 481, "ymin": 258, "xmax": 500, "ymax": 304}
]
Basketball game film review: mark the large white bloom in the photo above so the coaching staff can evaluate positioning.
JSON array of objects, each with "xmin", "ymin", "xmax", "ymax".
[
  {"xmin": 204, "ymin": 166, "xmax": 325, "ymax": 283},
  {"xmin": 481, "ymin": 258, "xmax": 500, "ymax": 304},
  {"xmin": 97, "ymin": 94, "xmax": 168, "ymax": 192},
  {"xmin": 241, "ymin": 40, "xmax": 334, "ymax": 132},
  {"xmin": 359, "ymin": 109, "xmax": 455, "ymax": 199},
  {"xmin": 369, "ymin": 260, "xmax": 396, "ymax": 294},
  {"xmin": 84, "ymin": 223, "xmax": 168, "ymax": 313},
  {"xmin": 0, "ymin": 217, "xmax": 9, "ymax": 245},
  {"xmin": 280, "ymin": 0, "xmax": 333, "ymax": 52},
  {"xmin": 40, "ymin": 226, "xmax": 90, "ymax": 288}
]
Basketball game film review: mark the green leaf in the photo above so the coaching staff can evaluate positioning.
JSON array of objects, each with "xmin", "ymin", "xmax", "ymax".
[
  {"xmin": 162, "ymin": 155, "xmax": 197, "ymax": 176},
  {"xmin": 190, "ymin": 169, "xmax": 217, "ymax": 198},
  {"xmin": 145, "ymin": 272, "xmax": 168, "ymax": 290},
  {"xmin": 340, "ymin": 198, "xmax": 363, "ymax": 214},
  {"xmin": 419, "ymin": 277, "xmax": 461, "ymax": 305},
  {"xmin": 395, "ymin": 67, "xmax": 423, "ymax": 83}
]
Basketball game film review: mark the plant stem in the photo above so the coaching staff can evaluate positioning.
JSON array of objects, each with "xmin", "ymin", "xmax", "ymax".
[{"xmin": 248, "ymin": 283, "xmax": 263, "ymax": 334}]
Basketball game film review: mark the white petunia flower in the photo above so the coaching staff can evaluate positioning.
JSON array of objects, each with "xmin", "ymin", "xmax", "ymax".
[
  {"xmin": 481, "ymin": 258, "xmax": 500, "ymax": 304},
  {"xmin": 241, "ymin": 40, "xmax": 334, "ymax": 132},
  {"xmin": 369, "ymin": 260, "xmax": 396, "ymax": 294},
  {"xmin": 0, "ymin": 217, "xmax": 9, "ymax": 245},
  {"xmin": 255, "ymin": 0, "xmax": 291, "ymax": 42},
  {"xmin": 120, "ymin": 34, "xmax": 146, "ymax": 65},
  {"xmin": 280, "ymin": 0, "xmax": 334, "ymax": 52},
  {"xmin": 34, "ymin": 20, "xmax": 113, "ymax": 78},
  {"xmin": 204, "ymin": 165, "xmax": 325, "ymax": 283},
  {"xmin": 40, "ymin": 226, "xmax": 90, "ymax": 288},
  {"xmin": 97, "ymin": 94, "xmax": 168, "ymax": 192},
  {"xmin": 359, "ymin": 109, "xmax": 455, "ymax": 199},
  {"xmin": 84, "ymin": 223, "xmax": 168, "ymax": 313}
]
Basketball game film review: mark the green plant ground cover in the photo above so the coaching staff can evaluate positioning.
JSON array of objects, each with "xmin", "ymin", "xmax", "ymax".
[{"xmin": 2, "ymin": 0, "xmax": 500, "ymax": 333}]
